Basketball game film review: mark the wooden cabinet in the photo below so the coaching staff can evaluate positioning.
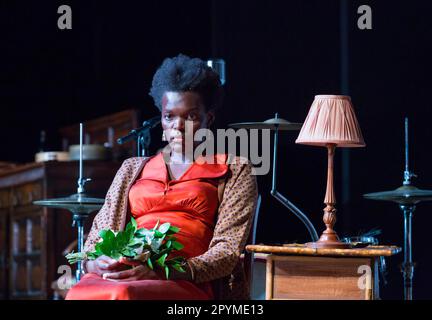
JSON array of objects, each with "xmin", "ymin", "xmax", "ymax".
[
  {"xmin": 0, "ymin": 206, "xmax": 9, "ymax": 299},
  {"xmin": 0, "ymin": 161, "xmax": 120, "ymax": 299}
]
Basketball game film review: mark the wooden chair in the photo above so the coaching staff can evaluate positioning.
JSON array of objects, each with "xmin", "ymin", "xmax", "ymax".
[
  {"xmin": 243, "ymin": 194, "xmax": 262, "ymax": 298},
  {"xmin": 212, "ymin": 193, "xmax": 262, "ymax": 300}
]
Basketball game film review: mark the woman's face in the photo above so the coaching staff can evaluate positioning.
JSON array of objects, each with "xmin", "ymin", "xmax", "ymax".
[{"xmin": 161, "ymin": 91, "xmax": 214, "ymax": 154}]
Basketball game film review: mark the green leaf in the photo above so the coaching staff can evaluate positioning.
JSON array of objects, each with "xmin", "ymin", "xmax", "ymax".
[
  {"xmin": 94, "ymin": 243, "xmax": 103, "ymax": 255},
  {"xmin": 152, "ymin": 247, "xmax": 172, "ymax": 262},
  {"xmin": 99, "ymin": 230, "xmax": 107, "ymax": 239},
  {"xmin": 97, "ymin": 241, "xmax": 113, "ymax": 256},
  {"xmin": 131, "ymin": 217, "xmax": 137, "ymax": 230},
  {"xmin": 145, "ymin": 234, "xmax": 153, "ymax": 245},
  {"xmin": 165, "ymin": 265, "xmax": 170, "ymax": 279},
  {"xmin": 99, "ymin": 229, "xmax": 115, "ymax": 241},
  {"xmin": 158, "ymin": 222, "xmax": 171, "ymax": 234},
  {"xmin": 171, "ymin": 263, "xmax": 186, "ymax": 273},
  {"xmin": 115, "ymin": 231, "xmax": 128, "ymax": 249},
  {"xmin": 135, "ymin": 228, "xmax": 151, "ymax": 238},
  {"xmin": 87, "ymin": 252, "xmax": 99, "ymax": 260},
  {"xmin": 147, "ymin": 257, "xmax": 153, "ymax": 270},
  {"xmin": 128, "ymin": 238, "xmax": 143, "ymax": 247},
  {"xmin": 167, "ymin": 225, "xmax": 180, "ymax": 234},
  {"xmin": 128, "ymin": 242, "xmax": 143, "ymax": 249},
  {"xmin": 65, "ymin": 252, "xmax": 87, "ymax": 264},
  {"xmin": 156, "ymin": 253, "xmax": 168, "ymax": 267},
  {"xmin": 110, "ymin": 251, "xmax": 122, "ymax": 260},
  {"xmin": 165, "ymin": 240, "xmax": 172, "ymax": 249},
  {"xmin": 125, "ymin": 220, "xmax": 137, "ymax": 242},
  {"xmin": 97, "ymin": 230, "xmax": 117, "ymax": 255},
  {"xmin": 154, "ymin": 230, "xmax": 164, "ymax": 238},
  {"xmin": 121, "ymin": 248, "xmax": 136, "ymax": 257},
  {"xmin": 150, "ymin": 238, "xmax": 163, "ymax": 252},
  {"xmin": 171, "ymin": 241, "xmax": 184, "ymax": 251}
]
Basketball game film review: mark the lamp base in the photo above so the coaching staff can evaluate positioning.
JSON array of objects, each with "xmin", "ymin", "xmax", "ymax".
[
  {"xmin": 306, "ymin": 230, "xmax": 351, "ymax": 249},
  {"xmin": 306, "ymin": 240, "xmax": 351, "ymax": 249}
]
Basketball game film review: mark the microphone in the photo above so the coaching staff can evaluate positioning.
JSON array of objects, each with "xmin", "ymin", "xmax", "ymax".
[{"xmin": 117, "ymin": 116, "xmax": 161, "ymax": 145}]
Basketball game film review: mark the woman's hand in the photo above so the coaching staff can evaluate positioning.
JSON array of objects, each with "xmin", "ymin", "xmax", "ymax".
[
  {"xmin": 101, "ymin": 257, "xmax": 160, "ymax": 281},
  {"xmin": 85, "ymin": 255, "xmax": 128, "ymax": 277}
]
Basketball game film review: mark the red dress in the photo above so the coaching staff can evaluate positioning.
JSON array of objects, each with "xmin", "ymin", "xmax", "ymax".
[{"xmin": 65, "ymin": 152, "xmax": 228, "ymax": 300}]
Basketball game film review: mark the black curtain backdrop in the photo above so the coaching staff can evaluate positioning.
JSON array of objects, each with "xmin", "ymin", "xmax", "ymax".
[{"xmin": 2, "ymin": 0, "xmax": 432, "ymax": 299}]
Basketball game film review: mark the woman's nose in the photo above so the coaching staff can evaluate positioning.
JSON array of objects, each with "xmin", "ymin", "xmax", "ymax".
[{"xmin": 172, "ymin": 117, "xmax": 185, "ymax": 131}]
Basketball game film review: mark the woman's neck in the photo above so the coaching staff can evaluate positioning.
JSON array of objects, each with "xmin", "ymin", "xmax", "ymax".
[{"xmin": 169, "ymin": 150, "xmax": 195, "ymax": 164}]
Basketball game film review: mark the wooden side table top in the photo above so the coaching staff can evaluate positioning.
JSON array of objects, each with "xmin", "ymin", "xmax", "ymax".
[{"xmin": 246, "ymin": 244, "xmax": 401, "ymax": 257}]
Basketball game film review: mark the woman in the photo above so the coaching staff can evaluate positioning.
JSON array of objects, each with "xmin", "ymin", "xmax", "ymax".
[{"xmin": 66, "ymin": 54, "xmax": 258, "ymax": 300}]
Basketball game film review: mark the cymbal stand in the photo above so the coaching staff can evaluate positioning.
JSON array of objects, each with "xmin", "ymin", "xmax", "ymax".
[
  {"xmin": 73, "ymin": 123, "xmax": 92, "ymax": 281},
  {"xmin": 270, "ymin": 113, "xmax": 319, "ymax": 242},
  {"xmin": 399, "ymin": 118, "xmax": 417, "ymax": 300}
]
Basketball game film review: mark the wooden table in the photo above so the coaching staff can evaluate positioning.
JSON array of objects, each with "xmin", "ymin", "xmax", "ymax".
[{"xmin": 246, "ymin": 244, "xmax": 401, "ymax": 300}]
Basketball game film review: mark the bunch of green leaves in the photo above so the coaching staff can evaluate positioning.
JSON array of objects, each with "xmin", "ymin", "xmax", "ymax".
[{"xmin": 65, "ymin": 218, "xmax": 186, "ymax": 279}]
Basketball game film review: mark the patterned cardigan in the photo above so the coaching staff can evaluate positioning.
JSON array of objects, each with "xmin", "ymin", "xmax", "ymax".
[{"xmin": 84, "ymin": 155, "xmax": 258, "ymax": 300}]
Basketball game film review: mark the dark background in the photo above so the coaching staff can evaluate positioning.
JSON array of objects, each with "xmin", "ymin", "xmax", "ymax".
[{"xmin": 2, "ymin": 0, "xmax": 432, "ymax": 299}]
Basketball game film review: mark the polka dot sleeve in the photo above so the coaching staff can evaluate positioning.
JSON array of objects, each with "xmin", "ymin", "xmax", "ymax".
[
  {"xmin": 83, "ymin": 158, "xmax": 146, "ymax": 252},
  {"xmin": 187, "ymin": 157, "xmax": 258, "ymax": 283}
]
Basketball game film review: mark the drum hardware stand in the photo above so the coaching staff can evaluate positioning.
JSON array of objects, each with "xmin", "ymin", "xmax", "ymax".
[
  {"xmin": 399, "ymin": 118, "xmax": 416, "ymax": 300},
  {"xmin": 229, "ymin": 113, "xmax": 319, "ymax": 242},
  {"xmin": 34, "ymin": 123, "xmax": 105, "ymax": 282},
  {"xmin": 364, "ymin": 118, "xmax": 432, "ymax": 300},
  {"xmin": 270, "ymin": 113, "xmax": 319, "ymax": 242},
  {"xmin": 72, "ymin": 123, "xmax": 93, "ymax": 281}
]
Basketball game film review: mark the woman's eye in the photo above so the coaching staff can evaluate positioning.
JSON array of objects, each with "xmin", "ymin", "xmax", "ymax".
[
  {"xmin": 164, "ymin": 114, "xmax": 171, "ymax": 120},
  {"xmin": 187, "ymin": 114, "xmax": 197, "ymax": 120}
]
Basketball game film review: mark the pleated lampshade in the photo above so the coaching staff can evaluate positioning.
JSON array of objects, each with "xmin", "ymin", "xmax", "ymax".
[{"xmin": 295, "ymin": 95, "xmax": 366, "ymax": 147}]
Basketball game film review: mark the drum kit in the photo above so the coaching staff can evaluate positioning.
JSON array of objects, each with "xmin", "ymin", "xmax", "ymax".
[{"xmin": 33, "ymin": 114, "xmax": 432, "ymax": 300}]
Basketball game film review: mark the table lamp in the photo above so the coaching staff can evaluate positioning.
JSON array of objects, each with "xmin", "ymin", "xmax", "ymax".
[{"xmin": 296, "ymin": 95, "xmax": 366, "ymax": 249}]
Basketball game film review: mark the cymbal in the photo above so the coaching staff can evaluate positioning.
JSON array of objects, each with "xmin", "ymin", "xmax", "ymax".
[
  {"xmin": 229, "ymin": 117, "xmax": 303, "ymax": 131},
  {"xmin": 33, "ymin": 193, "xmax": 105, "ymax": 214},
  {"xmin": 363, "ymin": 185, "xmax": 432, "ymax": 205}
]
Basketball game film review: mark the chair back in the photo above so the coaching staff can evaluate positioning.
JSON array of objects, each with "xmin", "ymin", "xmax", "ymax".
[{"xmin": 243, "ymin": 193, "xmax": 262, "ymax": 297}]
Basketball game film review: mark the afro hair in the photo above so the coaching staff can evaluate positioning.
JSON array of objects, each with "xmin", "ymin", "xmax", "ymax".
[{"xmin": 149, "ymin": 54, "xmax": 224, "ymax": 112}]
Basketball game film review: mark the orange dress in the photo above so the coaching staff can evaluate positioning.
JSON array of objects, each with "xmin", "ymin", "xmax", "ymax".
[{"xmin": 66, "ymin": 152, "xmax": 228, "ymax": 300}]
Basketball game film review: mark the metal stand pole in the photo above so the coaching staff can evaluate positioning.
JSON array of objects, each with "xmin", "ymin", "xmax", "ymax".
[
  {"xmin": 400, "ymin": 204, "xmax": 415, "ymax": 300},
  {"xmin": 72, "ymin": 213, "xmax": 88, "ymax": 282},
  {"xmin": 137, "ymin": 128, "xmax": 152, "ymax": 157},
  {"xmin": 137, "ymin": 136, "xmax": 142, "ymax": 157},
  {"xmin": 270, "ymin": 113, "xmax": 319, "ymax": 242}
]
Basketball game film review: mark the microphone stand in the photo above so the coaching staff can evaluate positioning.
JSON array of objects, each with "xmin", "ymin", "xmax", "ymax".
[
  {"xmin": 137, "ymin": 128, "xmax": 151, "ymax": 157},
  {"xmin": 117, "ymin": 116, "xmax": 161, "ymax": 157}
]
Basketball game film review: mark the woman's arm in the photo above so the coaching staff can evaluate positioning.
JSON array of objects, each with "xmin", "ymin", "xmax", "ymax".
[
  {"xmin": 84, "ymin": 158, "xmax": 145, "ymax": 252},
  {"xmin": 82, "ymin": 159, "xmax": 136, "ymax": 273},
  {"xmin": 185, "ymin": 157, "xmax": 258, "ymax": 283}
]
